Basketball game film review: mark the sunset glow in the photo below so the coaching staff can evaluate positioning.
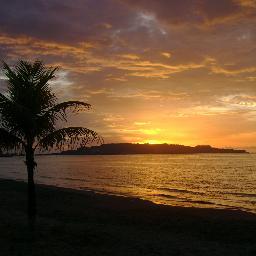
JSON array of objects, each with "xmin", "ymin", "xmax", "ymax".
[
  {"xmin": 0, "ymin": 0, "xmax": 255, "ymax": 149},
  {"xmin": 0, "ymin": 2, "xmax": 256, "ymax": 254},
  {"xmin": 141, "ymin": 140, "xmax": 164, "ymax": 145}
]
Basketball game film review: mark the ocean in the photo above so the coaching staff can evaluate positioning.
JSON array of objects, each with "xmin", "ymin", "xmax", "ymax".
[{"xmin": 0, "ymin": 154, "xmax": 255, "ymax": 213}]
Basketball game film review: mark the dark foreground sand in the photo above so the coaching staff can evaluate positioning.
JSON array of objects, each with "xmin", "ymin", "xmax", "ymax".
[{"xmin": 0, "ymin": 179, "xmax": 255, "ymax": 256}]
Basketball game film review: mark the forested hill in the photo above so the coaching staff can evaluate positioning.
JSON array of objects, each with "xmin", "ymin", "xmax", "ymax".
[{"xmin": 61, "ymin": 143, "xmax": 248, "ymax": 155}]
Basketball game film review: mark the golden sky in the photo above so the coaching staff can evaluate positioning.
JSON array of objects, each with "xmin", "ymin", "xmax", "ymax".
[{"xmin": 0, "ymin": 0, "xmax": 255, "ymax": 148}]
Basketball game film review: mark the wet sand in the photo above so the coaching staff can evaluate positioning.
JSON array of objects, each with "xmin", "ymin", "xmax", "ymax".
[{"xmin": 0, "ymin": 178, "xmax": 255, "ymax": 255}]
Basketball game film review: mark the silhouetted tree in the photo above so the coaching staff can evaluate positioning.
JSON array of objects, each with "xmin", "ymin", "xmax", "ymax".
[{"xmin": 0, "ymin": 60, "xmax": 102, "ymax": 228}]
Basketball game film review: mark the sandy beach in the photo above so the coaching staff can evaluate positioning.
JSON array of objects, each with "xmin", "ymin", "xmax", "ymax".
[{"xmin": 0, "ymin": 178, "xmax": 255, "ymax": 256}]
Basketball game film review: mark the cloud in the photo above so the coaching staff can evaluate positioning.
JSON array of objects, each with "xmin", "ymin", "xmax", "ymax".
[
  {"xmin": 134, "ymin": 121, "xmax": 151, "ymax": 126},
  {"xmin": 118, "ymin": 54, "xmax": 140, "ymax": 60},
  {"xmin": 0, "ymin": 34, "xmax": 94, "ymax": 58},
  {"xmin": 0, "ymin": 33, "xmax": 213, "ymax": 79},
  {"xmin": 121, "ymin": 0, "xmax": 256, "ymax": 27},
  {"xmin": 221, "ymin": 94, "xmax": 256, "ymax": 109},
  {"xmin": 161, "ymin": 52, "xmax": 171, "ymax": 58},
  {"xmin": 211, "ymin": 65, "xmax": 256, "ymax": 75},
  {"xmin": 239, "ymin": 0, "xmax": 256, "ymax": 7},
  {"xmin": 0, "ymin": 0, "xmax": 255, "ymax": 147},
  {"xmin": 0, "ymin": 0, "xmax": 134, "ymax": 43}
]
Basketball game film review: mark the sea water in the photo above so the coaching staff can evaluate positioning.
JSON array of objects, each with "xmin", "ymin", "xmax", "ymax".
[{"xmin": 0, "ymin": 154, "xmax": 255, "ymax": 213}]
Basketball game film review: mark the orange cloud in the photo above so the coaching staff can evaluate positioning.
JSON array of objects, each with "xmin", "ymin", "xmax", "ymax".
[
  {"xmin": 0, "ymin": 34, "xmax": 94, "ymax": 58},
  {"xmin": 211, "ymin": 65, "xmax": 256, "ymax": 75},
  {"xmin": 161, "ymin": 52, "xmax": 172, "ymax": 58}
]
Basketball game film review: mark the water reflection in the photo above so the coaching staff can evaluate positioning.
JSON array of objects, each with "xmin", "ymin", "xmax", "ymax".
[{"xmin": 0, "ymin": 154, "xmax": 255, "ymax": 213}]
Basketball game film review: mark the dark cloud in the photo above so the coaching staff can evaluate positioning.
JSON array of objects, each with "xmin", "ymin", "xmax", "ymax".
[
  {"xmin": 0, "ymin": 0, "xmax": 134, "ymax": 43},
  {"xmin": 121, "ymin": 0, "xmax": 256, "ymax": 26},
  {"xmin": 0, "ymin": 0, "xmax": 255, "ymax": 146}
]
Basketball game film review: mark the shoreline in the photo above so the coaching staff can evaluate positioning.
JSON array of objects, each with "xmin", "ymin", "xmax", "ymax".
[
  {"xmin": 36, "ymin": 181, "xmax": 256, "ymax": 217},
  {"xmin": 2, "ymin": 176, "xmax": 256, "ymax": 216},
  {"xmin": 0, "ymin": 178, "xmax": 256, "ymax": 255}
]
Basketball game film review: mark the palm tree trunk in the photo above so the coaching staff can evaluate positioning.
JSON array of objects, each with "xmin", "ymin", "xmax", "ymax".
[{"xmin": 25, "ymin": 146, "xmax": 37, "ymax": 230}]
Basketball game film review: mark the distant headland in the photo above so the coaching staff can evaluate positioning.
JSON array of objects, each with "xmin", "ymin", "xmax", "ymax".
[{"xmin": 60, "ymin": 143, "xmax": 248, "ymax": 155}]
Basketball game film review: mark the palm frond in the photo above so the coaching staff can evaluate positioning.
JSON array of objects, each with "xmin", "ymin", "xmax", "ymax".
[
  {"xmin": 38, "ymin": 127, "xmax": 103, "ymax": 151},
  {"xmin": 1, "ymin": 60, "xmax": 102, "ymax": 151},
  {"xmin": 40, "ymin": 101, "xmax": 91, "ymax": 122},
  {"xmin": 3, "ymin": 60, "xmax": 57, "ymax": 88},
  {"xmin": 2, "ymin": 61, "xmax": 57, "ymax": 112},
  {"xmin": 0, "ymin": 92, "xmax": 32, "ymax": 136},
  {"xmin": 0, "ymin": 128, "xmax": 24, "ymax": 151}
]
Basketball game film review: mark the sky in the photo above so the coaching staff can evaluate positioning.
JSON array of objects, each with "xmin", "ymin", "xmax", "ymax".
[{"xmin": 0, "ymin": 0, "xmax": 255, "ymax": 148}]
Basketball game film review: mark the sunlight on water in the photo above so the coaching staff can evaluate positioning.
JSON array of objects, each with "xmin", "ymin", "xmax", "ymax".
[{"xmin": 0, "ymin": 154, "xmax": 255, "ymax": 213}]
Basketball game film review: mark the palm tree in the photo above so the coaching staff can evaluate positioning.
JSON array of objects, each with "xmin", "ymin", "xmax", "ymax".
[{"xmin": 0, "ymin": 60, "xmax": 102, "ymax": 226}]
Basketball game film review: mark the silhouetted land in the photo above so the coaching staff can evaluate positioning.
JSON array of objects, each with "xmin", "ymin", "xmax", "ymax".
[
  {"xmin": 61, "ymin": 143, "xmax": 248, "ymax": 155},
  {"xmin": 0, "ymin": 179, "xmax": 255, "ymax": 256}
]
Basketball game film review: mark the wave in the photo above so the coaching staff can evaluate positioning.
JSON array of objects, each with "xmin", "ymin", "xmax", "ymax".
[
  {"xmin": 153, "ymin": 193, "xmax": 217, "ymax": 206},
  {"xmin": 226, "ymin": 192, "xmax": 256, "ymax": 198},
  {"xmin": 159, "ymin": 187, "xmax": 206, "ymax": 196},
  {"xmin": 38, "ymin": 175, "xmax": 53, "ymax": 179},
  {"xmin": 153, "ymin": 194, "xmax": 179, "ymax": 199},
  {"xmin": 59, "ymin": 177, "xmax": 89, "ymax": 182}
]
